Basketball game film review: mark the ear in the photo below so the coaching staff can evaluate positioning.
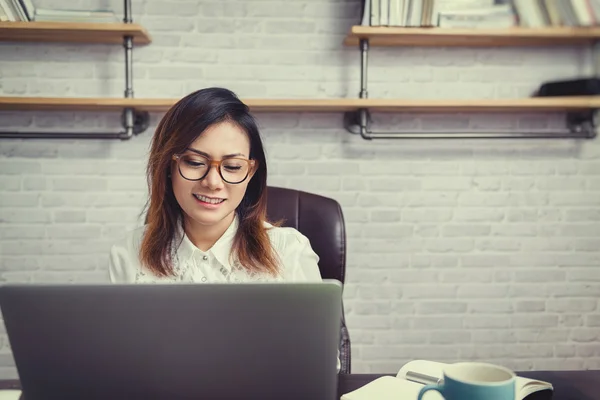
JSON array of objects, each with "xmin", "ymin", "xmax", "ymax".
[{"xmin": 248, "ymin": 160, "xmax": 259, "ymax": 180}]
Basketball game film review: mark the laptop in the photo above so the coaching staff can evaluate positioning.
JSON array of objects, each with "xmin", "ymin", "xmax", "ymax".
[{"xmin": 0, "ymin": 281, "xmax": 343, "ymax": 400}]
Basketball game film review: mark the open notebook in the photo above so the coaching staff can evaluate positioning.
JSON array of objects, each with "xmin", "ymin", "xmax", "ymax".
[{"xmin": 341, "ymin": 360, "xmax": 553, "ymax": 400}]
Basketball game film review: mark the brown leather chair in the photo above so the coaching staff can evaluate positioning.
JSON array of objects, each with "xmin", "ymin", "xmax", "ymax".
[{"xmin": 266, "ymin": 186, "xmax": 351, "ymax": 374}]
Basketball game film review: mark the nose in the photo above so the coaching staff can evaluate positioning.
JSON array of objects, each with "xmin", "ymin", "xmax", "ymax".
[{"xmin": 201, "ymin": 164, "xmax": 224, "ymax": 190}]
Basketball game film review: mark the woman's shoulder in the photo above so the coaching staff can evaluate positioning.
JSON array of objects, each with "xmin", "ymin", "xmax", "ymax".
[
  {"xmin": 108, "ymin": 226, "xmax": 147, "ymax": 283},
  {"xmin": 110, "ymin": 225, "xmax": 147, "ymax": 253},
  {"xmin": 263, "ymin": 220, "xmax": 311, "ymax": 249},
  {"xmin": 262, "ymin": 220, "xmax": 321, "ymax": 281}
]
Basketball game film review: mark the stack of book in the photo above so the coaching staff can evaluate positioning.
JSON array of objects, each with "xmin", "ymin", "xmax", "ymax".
[
  {"xmin": 361, "ymin": 0, "xmax": 600, "ymax": 29},
  {"xmin": 0, "ymin": 0, "xmax": 117, "ymax": 22}
]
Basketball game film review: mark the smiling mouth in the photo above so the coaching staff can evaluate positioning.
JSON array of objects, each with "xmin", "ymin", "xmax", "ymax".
[{"xmin": 193, "ymin": 194, "xmax": 226, "ymax": 204}]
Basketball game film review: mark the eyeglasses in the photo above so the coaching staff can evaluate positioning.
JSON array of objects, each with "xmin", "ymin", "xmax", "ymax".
[{"xmin": 172, "ymin": 154, "xmax": 256, "ymax": 184}]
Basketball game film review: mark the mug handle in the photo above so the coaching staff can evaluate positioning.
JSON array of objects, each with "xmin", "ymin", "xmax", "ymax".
[{"xmin": 417, "ymin": 384, "xmax": 445, "ymax": 400}]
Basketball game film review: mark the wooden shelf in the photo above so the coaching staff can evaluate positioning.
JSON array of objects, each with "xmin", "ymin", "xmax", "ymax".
[
  {"xmin": 0, "ymin": 97, "xmax": 360, "ymax": 112},
  {"xmin": 344, "ymin": 26, "xmax": 600, "ymax": 47},
  {"xmin": 344, "ymin": 97, "xmax": 600, "ymax": 112},
  {"xmin": 0, "ymin": 21, "xmax": 151, "ymax": 44},
  {"xmin": 0, "ymin": 97, "xmax": 173, "ymax": 112},
  {"xmin": 0, "ymin": 96, "xmax": 598, "ymax": 113}
]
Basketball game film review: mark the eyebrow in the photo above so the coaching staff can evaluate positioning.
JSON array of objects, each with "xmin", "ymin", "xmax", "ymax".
[{"xmin": 186, "ymin": 148, "xmax": 246, "ymax": 158}]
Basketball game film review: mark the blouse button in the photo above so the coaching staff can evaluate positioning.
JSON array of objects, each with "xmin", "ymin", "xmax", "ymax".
[{"xmin": 202, "ymin": 255, "xmax": 208, "ymax": 261}]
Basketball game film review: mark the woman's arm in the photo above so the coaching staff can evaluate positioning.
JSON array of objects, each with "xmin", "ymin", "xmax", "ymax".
[{"xmin": 108, "ymin": 244, "xmax": 133, "ymax": 283}]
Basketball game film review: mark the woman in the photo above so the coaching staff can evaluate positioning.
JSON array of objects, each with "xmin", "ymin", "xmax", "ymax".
[
  {"xmin": 108, "ymin": 87, "xmax": 323, "ymax": 284},
  {"xmin": 108, "ymin": 87, "xmax": 340, "ymax": 371}
]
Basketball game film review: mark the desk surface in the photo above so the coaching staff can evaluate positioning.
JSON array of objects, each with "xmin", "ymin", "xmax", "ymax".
[
  {"xmin": 338, "ymin": 371, "xmax": 600, "ymax": 400},
  {"xmin": 1, "ymin": 370, "xmax": 599, "ymax": 399}
]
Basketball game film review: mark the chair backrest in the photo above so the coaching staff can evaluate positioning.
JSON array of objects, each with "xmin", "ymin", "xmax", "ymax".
[
  {"xmin": 265, "ymin": 186, "xmax": 351, "ymax": 373},
  {"xmin": 265, "ymin": 186, "xmax": 346, "ymax": 284}
]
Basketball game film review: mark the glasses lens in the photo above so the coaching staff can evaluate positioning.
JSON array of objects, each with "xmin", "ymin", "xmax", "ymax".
[
  {"xmin": 220, "ymin": 158, "xmax": 250, "ymax": 184},
  {"xmin": 178, "ymin": 154, "xmax": 209, "ymax": 180}
]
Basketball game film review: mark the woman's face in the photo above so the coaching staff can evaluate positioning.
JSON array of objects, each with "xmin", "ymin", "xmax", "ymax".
[{"xmin": 171, "ymin": 120, "xmax": 255, "ymax": 231}]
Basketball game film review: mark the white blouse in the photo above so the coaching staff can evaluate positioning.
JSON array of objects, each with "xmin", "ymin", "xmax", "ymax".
[
  {"xmin": 109, "ymin": 216, "xmax": 322, "ymax": 284},
  {"xmin": 108, "ymin": 216, "xmax": 341, "ymax": 372}
]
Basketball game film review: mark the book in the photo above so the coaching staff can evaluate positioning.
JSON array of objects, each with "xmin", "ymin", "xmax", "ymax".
[
  {"xmin": 32, "ymin": 7, "xmax": 118, "ymax": 22},
  {"xmin": 0, "ymin": 390, "xmax": 21, "ymax": 400},
  {"xmin": 340, "ymin": 360, "xmax": 553, "ymax": 400},
  {"xmin": 437, "ymin": 4, "xmax": 516, "ymax": 28}
]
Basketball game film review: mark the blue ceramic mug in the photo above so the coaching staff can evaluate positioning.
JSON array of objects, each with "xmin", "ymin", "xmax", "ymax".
[{"xmin": 417, "ymin": 362, "xmax": 516, "ymax": 400}]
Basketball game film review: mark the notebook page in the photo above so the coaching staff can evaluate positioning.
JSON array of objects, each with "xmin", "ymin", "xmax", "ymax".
[
  {"xmin": 341, "ymin": 376, "xmax": 444, "ymax": 400},
  {"xmin": 516, "ymin": 376, "xmax": 553, "ymax": 399}
]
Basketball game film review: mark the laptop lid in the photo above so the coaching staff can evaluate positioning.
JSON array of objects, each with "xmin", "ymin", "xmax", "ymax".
[{"xmin": 0, "ymin": 281, "xmax": 343, "ymax": 400}]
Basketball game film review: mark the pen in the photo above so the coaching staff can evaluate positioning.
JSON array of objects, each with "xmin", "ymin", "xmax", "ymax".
[{"xmin": 405, "ymin": 371, "xmax": 444, "ymax": 386}]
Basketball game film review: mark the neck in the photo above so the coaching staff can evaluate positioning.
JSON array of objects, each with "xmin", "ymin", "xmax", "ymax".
[{"xmin": 183, "ymin": 212, "xmax": 235, "ymax": 252}]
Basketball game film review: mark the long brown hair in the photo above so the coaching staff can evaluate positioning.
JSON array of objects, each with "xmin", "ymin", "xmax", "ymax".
[{"xmin": 139, "ymin": 87, "xmax": 280, "ymax": 277}]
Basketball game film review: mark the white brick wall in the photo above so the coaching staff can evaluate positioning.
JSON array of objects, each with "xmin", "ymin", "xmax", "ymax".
[{"xmin": 1, "ymin": 0, "xmax": 599, "ymax": 378}]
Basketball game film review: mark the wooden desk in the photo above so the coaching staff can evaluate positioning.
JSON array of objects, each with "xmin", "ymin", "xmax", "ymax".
[
  {"xmin": 338, "ymin": 371, "xmax": 600, "ymax": 400},
  {"xmin": 1, "ymin": 370, "xmax": 599, "ymax": 399}
]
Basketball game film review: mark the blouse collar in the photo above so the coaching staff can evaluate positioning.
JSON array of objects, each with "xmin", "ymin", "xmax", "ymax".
[{"xmin": 175, "ymin": 214, "xmax": 239, "ymax": 272}]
